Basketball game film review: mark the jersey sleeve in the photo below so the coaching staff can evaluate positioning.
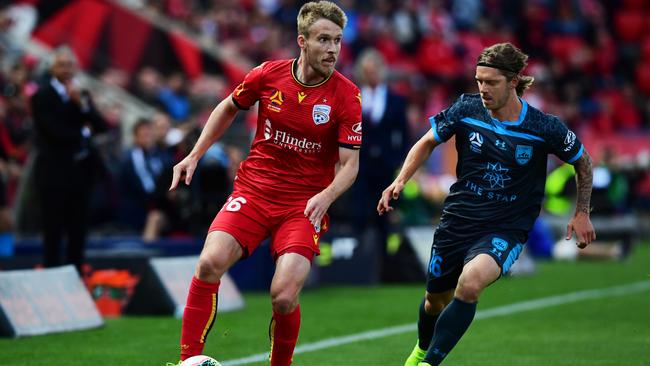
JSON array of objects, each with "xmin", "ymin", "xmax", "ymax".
[
  {"xmin": 544, "ymin": 117, "xmax": 584, "ymax": 164},
  {"xmin": 231, "ymin": 62, "xmax": 265, "ymax": 110},
  {"xmin": 337, "ymin": 87, "xmax": 363, "ymax": 150},
  {"xmin": 428, "ymin": 95, "xmax": 464, "ymax": 143}
]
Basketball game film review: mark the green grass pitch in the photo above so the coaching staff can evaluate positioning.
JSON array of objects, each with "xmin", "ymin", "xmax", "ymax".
[{"xmin": 1, "ymin": 242, "xmax": 649, "ymax": 365}]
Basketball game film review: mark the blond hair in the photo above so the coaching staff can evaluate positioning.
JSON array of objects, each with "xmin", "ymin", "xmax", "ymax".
[
  {"xmin": 477, "ymin": 43, "xmax": 534, "ymax": 97},
  {"xmin": 297, "ymin": 1, "xmax": 347, "ymax": 37}
]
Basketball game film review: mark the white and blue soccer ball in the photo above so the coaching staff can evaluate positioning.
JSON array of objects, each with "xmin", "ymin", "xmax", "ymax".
[{"xmin": 181, "ymin": 355, "xmax": 221, "ymax": 366}]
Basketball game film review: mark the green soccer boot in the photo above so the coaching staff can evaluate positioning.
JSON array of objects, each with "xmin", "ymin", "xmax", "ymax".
[{"xmin": 404, "ymin": 341, "xmax": 427, "ymax": 366}]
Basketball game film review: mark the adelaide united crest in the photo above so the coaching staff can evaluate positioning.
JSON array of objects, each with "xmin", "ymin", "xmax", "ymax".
[{"xmin": 312, "ymin": 104, "xmax": 331, "ymax": 125}]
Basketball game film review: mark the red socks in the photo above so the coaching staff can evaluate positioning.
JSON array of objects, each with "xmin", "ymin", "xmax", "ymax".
[
  {"xmin": 180, "ymin": 277, "xmax": 220, "ymax": 360},
  {"xmin": 180, "ymin": 277, "xmax": 301, "ymax": 365},
  {"xmin": 269, "ymin": 305, "xmax": 301, "ymax": 366}
]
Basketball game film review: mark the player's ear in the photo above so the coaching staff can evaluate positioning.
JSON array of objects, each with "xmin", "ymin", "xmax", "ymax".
[
  {"xmin": 510, "ymin": 75, "xmax": 518, "ymax": 89},
  {"xmin": 297, "ymin": 34, "xmax": 306, "ymax": 50}
]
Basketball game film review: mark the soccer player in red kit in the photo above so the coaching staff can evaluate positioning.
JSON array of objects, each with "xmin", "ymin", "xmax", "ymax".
[{"xmin": 166, "ymin": 2, "xmax": 361, "ymax": 365}]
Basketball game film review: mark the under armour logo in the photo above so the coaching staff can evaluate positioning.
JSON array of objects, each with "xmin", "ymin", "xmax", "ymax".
[{"xmin": 432, "ymin": 348, "xmax": 447, "ymax": 358}]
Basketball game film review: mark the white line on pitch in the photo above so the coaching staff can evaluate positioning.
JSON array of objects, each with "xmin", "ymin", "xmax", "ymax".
[{"xmin": 221, "ymin": 280, "xmax": 650, "ymax": 366}]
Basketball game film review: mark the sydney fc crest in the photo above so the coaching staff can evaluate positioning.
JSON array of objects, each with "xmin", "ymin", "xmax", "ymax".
[
  {"xmin": 491, "ymin": 237, "xmax": 509, "ymax": 258},
  {"xmin": 312, "ymin": 104, "xmax": 331, "ymax": 125},
  {"xmin": 515, "ymin": 145, "xmax": 532, "ymax": 165},
  {"xmin": 492, "ymin": 237, "xmax": 508, "ymax": 251}
]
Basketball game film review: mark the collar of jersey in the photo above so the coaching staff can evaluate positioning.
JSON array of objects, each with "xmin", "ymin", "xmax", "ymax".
[
  {"xmin": 490, "ymin": 97, "xmax": 528, "ymax": 127},
  {"xmin": 291, "ymin": 59, "xmax": 333, "ymax": 88}
]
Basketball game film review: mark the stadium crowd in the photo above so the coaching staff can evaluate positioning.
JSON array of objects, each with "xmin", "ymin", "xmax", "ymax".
[{"xmin": 0, "ymin": 0, "xmax": 649, "ymax": 245}]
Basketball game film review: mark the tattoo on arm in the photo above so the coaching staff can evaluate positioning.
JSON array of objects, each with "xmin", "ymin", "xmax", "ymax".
[{"xmin": 573, "ymin": 151, "xmax": 593, "ymax": 214}]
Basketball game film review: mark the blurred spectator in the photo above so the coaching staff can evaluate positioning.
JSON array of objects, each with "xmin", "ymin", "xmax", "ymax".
[
  {"xmin": 352, "ymin": 48, "xmax": 409, "ymax": 278},
  {"xmin": 118, "ymin": 118, "xmax": 169, "ymax": 234},
  {"xmin": 544, "ymin": 163, "xmax": 576, "ymax": 217},
  {"xmin": 130, "ymin": 67, "xmax": 163, "ymax": 107},
  {"xmin": 592, "ymin": 147, "xmax": 631, "ymax": 215},
  {"xmin": 0, "ymin": 98, "xmax": 14, "ymax": 256},
  {"xmin": 1, "ymin": 63, "xmax": 34, "ymax": 202},
  {"xmin": 30, "ymin": 47, "xmax": 108, "ymax": 272},
  {"xmin": 158, "ymin": 73, "xmax": 191, "ymax": 122},
  {"xmin": 192, "ymin": 141, "xmax": 231, "ymax": 233},
  {"xmin": 142, "ymin": 127, "xmax": 225, "ymax": 241}
]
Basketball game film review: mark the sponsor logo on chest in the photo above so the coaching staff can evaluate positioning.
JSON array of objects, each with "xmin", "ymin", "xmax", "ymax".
[{"xmin": 263, "ymin": 118, "xmax": 322, "ymax": 154}]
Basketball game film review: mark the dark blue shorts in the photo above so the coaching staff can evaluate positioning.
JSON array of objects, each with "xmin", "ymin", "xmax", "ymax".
[{"xmin": 425, "ymin": 228, "xmax": 527, "ymax": 293}]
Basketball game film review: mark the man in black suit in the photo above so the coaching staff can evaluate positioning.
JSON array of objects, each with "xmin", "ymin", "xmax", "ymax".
[
  {"xmin": 30, "ymin": 47, "xmax": 107, "ymax": 273},
  {"xmin": 354, "ymin": 48, "xmax": 410, "ymax": 277}
]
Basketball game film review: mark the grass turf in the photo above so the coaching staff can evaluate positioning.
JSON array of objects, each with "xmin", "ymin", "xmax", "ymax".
[{"xmin": 1, "ymin": 243, "xmax": 648, "ymax": 365}]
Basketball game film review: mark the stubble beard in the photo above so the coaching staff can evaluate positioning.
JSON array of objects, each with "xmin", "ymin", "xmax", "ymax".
[
  {"xmin": 306, "ymin": 46, "xmax": 335, "ymax": 78},
  {"xmin": 485, "ymin": 89, "xmax": 510, "ymax": 111}
]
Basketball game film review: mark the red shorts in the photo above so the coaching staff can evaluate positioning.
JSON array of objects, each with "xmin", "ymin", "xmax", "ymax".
[{"xmin": 208, "ymin": 187, "xmax": 329, "ymax": 261}]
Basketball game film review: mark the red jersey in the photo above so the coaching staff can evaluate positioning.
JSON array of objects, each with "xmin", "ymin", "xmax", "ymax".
[{"xmin": 230, "ymin": 59, "xmax": 362, "ymax": 202}]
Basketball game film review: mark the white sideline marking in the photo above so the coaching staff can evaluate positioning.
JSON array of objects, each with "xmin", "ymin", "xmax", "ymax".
[{"xmin": 221, "ymin": 281, "xmax": 650, "ymax": 366}]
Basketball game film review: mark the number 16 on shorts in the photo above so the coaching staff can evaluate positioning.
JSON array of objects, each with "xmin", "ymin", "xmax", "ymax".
[
  {"xmin": 429, "ymin": 248, "xmax": 443, "ymax": 278},
  {"xmin": 223, "ymin": 196, "xmax": 248, "ymax": 212}
]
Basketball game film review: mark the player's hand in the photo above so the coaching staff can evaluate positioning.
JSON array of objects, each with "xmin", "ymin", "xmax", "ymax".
[
  {"xmin": 377, "ymin": 180, "xmax": 405, "ymax": 216},
  {"xmin": 565, "ymin": 211, "xmax": 596, "ymax": 249},
  {"xmin": 169, "ymin": 155, "xmax": 199, "ymax": 191},
  {"xmin": 304, "ymin": 190, "xmax": 334, "ymax": 227}
]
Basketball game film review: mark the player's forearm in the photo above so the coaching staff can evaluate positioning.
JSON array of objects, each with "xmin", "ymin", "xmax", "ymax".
[
  {"xmin": 395, "ymin": 133, "xmax": 437, "ymax": 185},
  {"xmin": 573, "ymin": 150, "xmax": 593, "ymax": 215},
  {"xmin": 188, "ymin": 97, "xmax": 238, "ymax": 160},
  {"xmin": 323, "ymin": 152, "xmax": 359, "ymax": 201}
]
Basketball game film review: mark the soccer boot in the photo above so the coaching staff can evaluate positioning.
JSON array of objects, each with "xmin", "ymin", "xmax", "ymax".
[{"xmin": 404, "ymin": 341, "xmax": 427, "ymax": 366}]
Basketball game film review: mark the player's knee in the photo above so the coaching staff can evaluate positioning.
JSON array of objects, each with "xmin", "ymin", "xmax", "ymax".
[
  {"xmin": 194, "ymin": 256, "xmax": 226, "ymax": 283},
  {"xmin": 270, "ymin": 283, "xmax": 299, "ymax": 314},
  {"xmin": 455, "ymin": 276, "xmax": 483, "ymax": 302},
  {"xmin": 271, "ymin": 293, "xmax": 297, "ymax": 314},
  {"xmin": 424, "ymin": 296, "xmax": 446, "ymax": 315}
]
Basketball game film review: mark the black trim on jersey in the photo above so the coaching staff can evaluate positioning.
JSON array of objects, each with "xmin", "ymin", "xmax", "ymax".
[
  {"xmin": 231, "ymin": 95, "xmax": 250, "ymax": 110},
  {"xmin": 291, "ymin": 59, "xmax": 333, "ymax": 87},
  {"xmin": 339, "ymin": 143, "xmax": 361, "ymax": 150}
]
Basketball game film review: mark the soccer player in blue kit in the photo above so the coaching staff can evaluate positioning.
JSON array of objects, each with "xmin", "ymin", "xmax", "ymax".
[{"xmin": 377, "ymin": 43, "xmax": 596, "ymax": 366}]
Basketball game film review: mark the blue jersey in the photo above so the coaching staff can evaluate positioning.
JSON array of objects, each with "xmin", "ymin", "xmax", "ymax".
[{"xmin": 430, "ymin": 93, "xmax": 583, "ymax": 234}]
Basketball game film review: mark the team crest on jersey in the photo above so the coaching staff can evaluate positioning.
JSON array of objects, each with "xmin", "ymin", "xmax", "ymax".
[
  {"xmin": 312, "ymin": 104, "xmax": 331, "ymax": 125},
  {"xmin": 515, "ymin": 145, "xmax": 532, "ymax": 165}
]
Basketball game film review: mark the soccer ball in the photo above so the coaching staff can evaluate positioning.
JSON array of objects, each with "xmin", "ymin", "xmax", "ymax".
[{"xmin": 181, "ymin": 355, "xmax": 221, "ymax": 366}]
